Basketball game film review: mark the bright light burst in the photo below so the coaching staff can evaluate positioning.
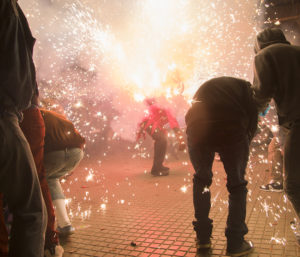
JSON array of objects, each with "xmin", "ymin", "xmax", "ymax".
[
  {"xmin": 180, "ymin": 185, "xmax": 188, "ymax": 193},
  {"xmin": 20, "ymin": 0, "xmax": 260, "ymax": 141}
]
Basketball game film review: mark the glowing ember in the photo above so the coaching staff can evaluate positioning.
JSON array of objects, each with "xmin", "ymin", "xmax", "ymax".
[{"xmin": 180, "ymin": 185, "xmax": 188, "ymax": 193}]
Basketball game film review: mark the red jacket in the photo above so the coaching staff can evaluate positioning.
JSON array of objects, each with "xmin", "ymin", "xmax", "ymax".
[
  {"xmin": 138, "ymin": 104, "xmax": 179, "ymax": 136},
  {"xmin": 20, "ymin": 106, "xmax": 57, "ymax": 245}
]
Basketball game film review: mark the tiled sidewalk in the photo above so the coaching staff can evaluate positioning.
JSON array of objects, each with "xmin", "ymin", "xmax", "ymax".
[{"xmin": 60, "ymin": 148, "xmax": 300, "ymax": 256}]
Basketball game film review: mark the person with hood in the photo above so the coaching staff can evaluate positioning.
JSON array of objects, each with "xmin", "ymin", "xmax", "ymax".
[
  {"xmin": 185, "ymin": 77, "xmax": 257, "ymax": 256},
  {"xmin": 137, "ymin": 98, "xmax": 185, "ymax": 176},
  {"xmin": 252, "ymin": 27, "xmax": 300, "ymax": 246},
  {"xmin": 0, "ymin": 0, "xmax": 47, "ymax": 256}
]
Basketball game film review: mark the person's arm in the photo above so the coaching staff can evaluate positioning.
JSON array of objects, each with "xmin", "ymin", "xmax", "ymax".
[
  {"xmin": 166, "ymin": 110, "xmax": 186, "ymax": 151},
  {"xmin": 136, "ymin": 120, "xmax": 146, "ymax": 141},
  {"xmin": 165, "ymin": 109, "xmax": 179, "ymax": 129},
  {"xmin": 244, "ymin": 85, "xmax": 258, "ymax": 142},
  {"xmin": 252, "ymin": 52, "xmax": 276, "ymax": 112}
]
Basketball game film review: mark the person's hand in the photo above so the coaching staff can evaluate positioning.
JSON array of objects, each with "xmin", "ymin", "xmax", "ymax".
[
  {"xmin": 136, "ymin": 130, "xmax": 146, "ymax": 141},
  {"xmin": 178, "ymin": 141, "xmax": 186, "ymax": 151}
]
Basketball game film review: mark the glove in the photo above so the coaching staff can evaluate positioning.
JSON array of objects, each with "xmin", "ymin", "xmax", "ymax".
[
  {"xmin": 178, "ymin": 141, "xmax": 186, "ymax": 151},
  {"xmin": 174, "ymin": 129, "xmax": 186, "ymax": 151},
  {"xmin": 136, "ymin": 130, "xmax": 146, "ymax": 141}
]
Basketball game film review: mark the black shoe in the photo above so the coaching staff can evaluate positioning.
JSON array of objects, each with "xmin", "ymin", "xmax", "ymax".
[
  {"xmin": 260, "ymin": 182, "xmax": 283, "ymax": 192},
  {"xmin": 226, "ymin": 240, "xmax": 254, "ymax": 257},
  {"xmin": 151, "ymin": 170, "xmax": 169, "ymax": 176},
  {"xmin": 152, "ymin": 165, "xmax": 169, "ymax": 171},
  {"xmin": 151, "ymin": 165, "xmax": 170, "ymax": 175},
  {"xmin": 195, "ymin": 238, "xmax": 211, "ymax": 249}
]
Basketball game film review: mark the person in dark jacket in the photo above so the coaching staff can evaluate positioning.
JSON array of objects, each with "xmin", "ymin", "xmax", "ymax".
[
  {"xmin": 0, "ymin": 1, "xmax": 47, "ymax": 256},
  {"xmin": 252, "ymin": 27, "xmax": 300, "ymax": 245},
  {"xmin": 185, "ymin": 77, "xmax": 257, "ymax": 256}
]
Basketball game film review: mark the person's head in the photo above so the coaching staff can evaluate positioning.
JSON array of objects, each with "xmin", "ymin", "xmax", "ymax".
[
  {"xmin": 144, "ymin": 97, "xmax": 156, "ymax": 106},
  {"xmin": 254, "ymin": 28, "xmax": 290, "ymax": 54}
]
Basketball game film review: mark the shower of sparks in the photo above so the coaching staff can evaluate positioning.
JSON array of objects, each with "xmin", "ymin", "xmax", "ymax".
[
  {"xmin": 202, "ymin": 186, "xmax": 210, "ymax": 194},
  {"xmin": 261, "ymin": 200, "xmax": 271, "ymax": 217},
  {"xmin": 270, "ymin": 236, "xmax": 287, "ymax": 245},
  {"xmin": 20, "ymin": 0, "xmax": 260, "ymax": 142},
  {"xmin": 17, "ymin": 2, "xmax": 300, "ymax": 247},
  {"xmin": 86, "ymin": 172, "xmax": 95, "ymax": 182}
]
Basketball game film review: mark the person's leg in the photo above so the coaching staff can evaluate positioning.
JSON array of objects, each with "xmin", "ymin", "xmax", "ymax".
[
  {"xmin": 218, "ymin": 137, "xmax": 250, "ymax": 252},
  {"xmin": 260, "ymin": 136, "xmax": 284, "ymax": 191},
  {"xmin": 269, "ymin": 136, "xmax": 283, "ymax": 182},
  {"xmin": 150, "ymin": 129, "xmax": 168, "ymax": 172},
  {"xmin": 188, "ymin": 142, "xmax": 214, "ymax": 244},
  {"xmin": 46, "ymin": 148, "xmax": 83, "ymax": 233},
  {"xmin": 0, "ymin": 113, "xmax": 47, "ymax": 257},
  {"xmin": 44, "ymin": 150, "xmax": 67, "ymax": 201},
  {"xmin": 59, "ymin": 148, "xmax": 84, "ymax": 178},
  {"xmin": 284, "ymin": 123, "xmax": 300, "ymax": 219},
  {"xmin": 0, "ymin": 194, "xmax": 8, "ymax": 256}
]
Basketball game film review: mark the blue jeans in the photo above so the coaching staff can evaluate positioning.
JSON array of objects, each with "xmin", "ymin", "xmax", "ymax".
[
  {"xmin": 44, "ymin": 148, "xmax": 84, "ymax": 200},
  {"xmin": 188, "ymin": 136, "xmax": 249, "ymax": 250}
]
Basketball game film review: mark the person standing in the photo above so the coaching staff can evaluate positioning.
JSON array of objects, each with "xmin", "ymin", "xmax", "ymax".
[
  {"xmin": 185, "ymin": 77, "xmax": 257, "ymax": 256},
  {"xmin": 137, "ymin": 98, "xmax": 185, "ymax": 176},
  {"xmin": 0, "ymin": 0, "xmax": 47, "ymax": 256},
  {"xmin": 20, "ymin": 93, "xmax": 64, "ymax": 256},
  {"xmin": 252, "ymin": 27, "xmax": 300, "ymax": 245}
]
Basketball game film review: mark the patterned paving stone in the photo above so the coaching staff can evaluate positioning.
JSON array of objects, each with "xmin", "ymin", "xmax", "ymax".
[{"xmin": 60, "ymin": 148, "xmax": 300, "ymax": 256}]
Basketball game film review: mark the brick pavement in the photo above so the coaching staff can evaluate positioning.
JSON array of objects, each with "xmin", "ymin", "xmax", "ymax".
[{"xmin": 59, "ymin": 147, "xmax": 300, "ymax": 257}]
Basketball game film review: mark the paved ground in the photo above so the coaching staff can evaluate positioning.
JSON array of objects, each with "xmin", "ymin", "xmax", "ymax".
[{"xmin": 59, "ymin": 145, "xmax": 300, "ymax": 257}]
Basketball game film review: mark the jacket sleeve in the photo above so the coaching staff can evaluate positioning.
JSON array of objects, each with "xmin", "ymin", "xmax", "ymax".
[
  {"xmin": 245, "ymin": 86, "xmax": 258, "ymax": 142},
  {"xmin": 252, "ymin": 52, "xmax": 276, "ymax": 112}
]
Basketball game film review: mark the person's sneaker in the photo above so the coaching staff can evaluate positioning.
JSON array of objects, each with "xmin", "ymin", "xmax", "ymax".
[
  {"xmin": 44, "ymin": 245, "xmax": 64, "ymax": 257},
  {"xmin": 195, "ymin": 238, "xmax": 211, "ymax": 249},
  {"xmin": 226, "ymin": 240, "xmax": 254, "ymax": 257},
  {"xmin": 290, "ymin": 220, "xmax": 300, "ymax": 247},
  {"xmin": 259, "ymin": 181, "xmax": 283, "ymax": 192},
  {"xmin": 296, "ymin": 233, "xmax": 300, "ymax": 247},
  {"xmin": 57, "ymin": 225, "xmax": 75, "ymax": 236}
]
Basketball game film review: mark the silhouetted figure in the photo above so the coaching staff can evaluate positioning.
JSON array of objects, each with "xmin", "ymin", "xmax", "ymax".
[
  {"xmin": 252, "ymin": 28, "xmax": 300, "ymax": 246},
  {"xmin": 0, "ymin": 1, "xmax": 46, "ymax": 256},
  {"xmin": 186, "ymin": 77, "xmax": 257, "ymax": 256}
]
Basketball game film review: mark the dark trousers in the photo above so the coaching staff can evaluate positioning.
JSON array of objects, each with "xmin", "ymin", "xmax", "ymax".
[
  {"xmin": 0, "ymin": 112, "xmax": 47, "ymax": 257},
  {"xmin": 147, "ymin": 128, "xmax": 167, "ymax": 170},
  {"xmin": 284, "ymin": 121, "xmax": 300, "ymax": 219},
  {"xmin": 188, "ymin": 136, "xmax": 249, "ymax": 250}
]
